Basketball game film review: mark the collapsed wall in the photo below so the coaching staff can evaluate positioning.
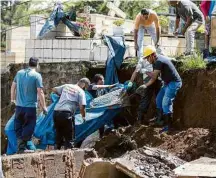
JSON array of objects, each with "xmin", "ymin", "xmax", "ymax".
[{"xmin": 1, "ymin": 149, "xmax": 97, "ymax": 178}]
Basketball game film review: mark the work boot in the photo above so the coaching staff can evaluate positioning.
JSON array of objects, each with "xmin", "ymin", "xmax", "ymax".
[
  {"xmin": 17, "ymin": 139, "xmax": 27, "ymax": 154},
  {"xmin": 150, "ymin": 109, "xmax": 163, "ymax": 126},
  {"xmin": 137, "ymin": 111, "xmax": 149, "ymax": 125},
  {"xmin": 159, "ymin": 113, "xmax": 173, "ymax": 134}
]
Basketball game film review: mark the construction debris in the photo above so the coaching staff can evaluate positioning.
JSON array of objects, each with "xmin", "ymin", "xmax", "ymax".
[
  {"xmin": 174, "ymin": 157, "xmax": 216, "ymax": 177},
  {"xmin": 79, "ymin": 147, "xmax": 185, "ymax": 178}
]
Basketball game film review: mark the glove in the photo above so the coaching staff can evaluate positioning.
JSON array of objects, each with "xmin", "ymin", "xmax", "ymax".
[
  {"xmin": 127, "ymin": 81, "xmax": 133, "ymax": 88},
  {"xmin": 43, "ymin": 107, "xmax": 48, "ymax": 115}
]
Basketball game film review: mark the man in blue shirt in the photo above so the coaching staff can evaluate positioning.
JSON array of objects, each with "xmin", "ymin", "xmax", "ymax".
[
  {"xmin": 140, "ymin": 45, "xmax": 182, "ymax": 131},
  {"xmin": 11, "ymin": 57, "xmax": 47, "ymax": 153}
]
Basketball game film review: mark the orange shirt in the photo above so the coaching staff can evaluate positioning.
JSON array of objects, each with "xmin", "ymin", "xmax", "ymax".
[{"xmin": 134, "ymin": 10, "xmax": 160, "ymax": 30}]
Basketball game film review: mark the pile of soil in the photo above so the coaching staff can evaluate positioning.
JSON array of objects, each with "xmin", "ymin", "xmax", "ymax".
[
  {"xmin": 159, "ymin": 128, "xmax": 216, "ymax": 161},
  {"xmin": 94, "ymin": 125, "xmax": 216, "ymax": 162}
]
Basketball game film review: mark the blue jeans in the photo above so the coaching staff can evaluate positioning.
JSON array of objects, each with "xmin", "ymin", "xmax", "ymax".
[
  {"xmin": 156, "ymin": 81, "xmax": 182, "ymax": 114},
  {"xmin": 15, "ymin": 106, "xmax": 36, "ymax": 141}
]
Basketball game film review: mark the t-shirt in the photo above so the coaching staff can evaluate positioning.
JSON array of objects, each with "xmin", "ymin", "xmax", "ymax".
[
  {"xmin": 134, "ymin": 10, "xmax": 160, "ymax": 30},
  {"xmin": 153, "ymin": 55, "xmax": 181, "ymax": 84},
  {"xmin": 88, "ymin": 83, "xmax": 106, "ymax": 98},
  {"xmin": 54, "ymin": 84, "xmax": 86, "ymax": 113},
  {"xmin": 135, "ymin": 59, "xmax": 153, "ymax": 82},
  {"xmin": 176, "ymin": 0, "xmax": 204, "ymax": 23},
  {"xmin": 14, "ymin": 68, "xmax": 43, "ymax": 108}
]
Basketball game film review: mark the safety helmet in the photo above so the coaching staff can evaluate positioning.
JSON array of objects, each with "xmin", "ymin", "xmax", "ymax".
[{"xmin": 143, "ymin": 45, "xmax": 156, "ymax": 58}]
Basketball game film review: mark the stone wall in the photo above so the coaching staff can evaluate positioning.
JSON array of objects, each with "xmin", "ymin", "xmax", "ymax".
[{"xmin": 2, "ymin": 149, "xmax": 97, "ymax": 178}]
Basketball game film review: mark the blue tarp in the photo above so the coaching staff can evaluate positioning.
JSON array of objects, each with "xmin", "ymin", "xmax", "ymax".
[
  {"xmin": 5, "ymin": 87, "xmax": 123, "ymax": 154},
  {"xmin": 38, "ymin": 4, "xmax": 81, "ymax": 39},
  {"xmin": 104, "ymin": 36, "xmax": 126, "ymax": 85}
]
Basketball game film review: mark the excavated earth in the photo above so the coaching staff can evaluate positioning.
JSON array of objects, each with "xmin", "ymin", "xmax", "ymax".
[{"xmin": 94, "ymin": 125, "xmax": 216, "ymax": 162}]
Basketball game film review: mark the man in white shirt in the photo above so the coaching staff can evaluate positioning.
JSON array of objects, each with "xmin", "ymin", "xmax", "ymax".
[{"xmin": 52, "ymin": 78, "xmax": 90, "ymax": 149}]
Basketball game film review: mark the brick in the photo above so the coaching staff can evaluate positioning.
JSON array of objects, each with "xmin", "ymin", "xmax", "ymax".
[
  {"xmin": 62, "ymin": 49, "xmax": 71, "ymax": 59},
  {"xmin": 71, "ymin": 49, "xmax": 80, "ymax": 59},
  {"xmin": 35, "ymin": 49, "xmax": 43, "ymax": 58},
  {"xmin": 43, "ymin": 40, "xmax": 52, "ymax": 48},
  {"xmin": 35, "ymin": 40, "xmax": 42, "ymax": 49},
  {"xmin": 100, "ymin": 47, "xmax": 108, "ymax": 61},
  {"xmin": 43, "ymin": 49, "xmax": 52, "ymax": 58},
  {"xmin": 71, "ymin": 39, "xmax": 81, "ymax": 49},
  {"xmin": 80, "ymin": 49, "xmax": 90, "ymax": 59},
  {"xmin": 93, "ymin": 47, "xmax": 101, "ymax": 61},
  {"xmin": 80, "ymin": 40, "xmax": 91, "ymax": 49},
  {"xmin": 53, "ymin": 49, "xmax": 61, "ymax": 59},
  {"xmin": 53, "ymin": 39, "xmax": 61, "ymax": 49}
]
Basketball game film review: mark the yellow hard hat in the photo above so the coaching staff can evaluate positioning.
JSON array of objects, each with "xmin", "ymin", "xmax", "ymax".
[{"xmin": 143, "ymin": 45, "xmax": 156, "ymax": 58}]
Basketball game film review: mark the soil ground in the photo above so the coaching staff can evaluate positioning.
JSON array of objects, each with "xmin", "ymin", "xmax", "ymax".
[{"xmin": 94, "ymin": 125, "xmax": 216, "ymax": 162}]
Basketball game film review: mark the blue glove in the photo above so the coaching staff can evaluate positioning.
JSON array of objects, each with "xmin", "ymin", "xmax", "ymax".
[{"xmin": 127, "ymin": 81, "xmax": 133, "ymax": 89}]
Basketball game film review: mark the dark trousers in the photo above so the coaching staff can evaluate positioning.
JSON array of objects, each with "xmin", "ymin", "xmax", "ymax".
[
  {"xmin": 53, "ymin": 111, "xmax": 75, "ymax": 149},
  {"xmin": 137, "ymin": 80, "xmax": 161, "ymax": 118},
  {"xmin": 15, "ymin": 106, "xmax": 37, "ymax": 141}
]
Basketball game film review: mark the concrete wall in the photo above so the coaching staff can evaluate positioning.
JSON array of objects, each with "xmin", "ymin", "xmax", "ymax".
[
  {"xmin": 6, "ymin": 26, "xmax": 30, "ymax": 63},
  {"xmin": 2, "ymin": 149, "xmax": 97, "ymax": 178},
  {"xmin": 25, "ymin": 39, "xmax": 108, "ymax": 63}
]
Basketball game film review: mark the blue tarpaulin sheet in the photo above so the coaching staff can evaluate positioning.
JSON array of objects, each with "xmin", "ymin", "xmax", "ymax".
[
  {"xmin": 38, "ymin": 4, "xmax": 80, "ymax": 39},
  {"xmin": 5, "ymin": 87, "xmax": 123, "ymax": 154},
  {"xmin": 104, "ymin": 36, "xmax": 126, "ymax": 85}
]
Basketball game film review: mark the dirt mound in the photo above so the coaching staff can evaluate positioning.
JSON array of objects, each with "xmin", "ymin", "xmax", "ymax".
[
  {"xmin": 94, "ymin": 126, "xmax": 216, "ymax": 162},
  {"xmin": 159, "ymin": 128, "xmax": 216, "ymax": 161}
]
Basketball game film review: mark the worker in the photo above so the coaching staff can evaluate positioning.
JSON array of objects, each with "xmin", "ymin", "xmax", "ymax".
[
  {"xmin": 134, "ymin": 8, "xmax": 162, "ymax": 58},
  {"xmin": 129, "ymin": 57, "xmax": 161, "ymax": 125},
  {"xmin": 140, "ymin": 45, "xmax": 182, "ymax": 131},
  {"xmin": 169, "ymin": 0, "xmax": 204, "ymax": 56},
  {"xmin": 52, "ymin": 78, "xmax": 90, "ymax": 149},
  {"xmin": 88, "ymin": 74, "xmax": 116, "ymax": 98},
  {"xmin": 11, "ymin": 57, "xmax": 47, "ymax": 153}
]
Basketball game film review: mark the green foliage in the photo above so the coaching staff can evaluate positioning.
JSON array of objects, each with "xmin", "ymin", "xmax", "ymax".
[
  {"xmin": 123, "ymin": 57, "xmax": 138, "ymax": 69},
  {"xmin": 159, "ymin": 16, "xmax": 169, "ymax": 27},
  {"xmin": 180, "ymin": 53, "xmax": 207, "ymax": 72},
  {"xmin": 113, "ymin": 19, "xmax": 124, "ymax": 26}
]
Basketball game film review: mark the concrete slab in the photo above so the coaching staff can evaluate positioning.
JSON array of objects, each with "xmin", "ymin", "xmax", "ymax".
[
  {"xmin": 2, "ymin": 149, "xmax": 97, "ymax": 178},
  {"xmin": 174, "ymin": 157, "xmax": 216, "ymax": 177}
]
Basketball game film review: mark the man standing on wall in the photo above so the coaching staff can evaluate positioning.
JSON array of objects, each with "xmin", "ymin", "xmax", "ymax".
[
  {"xmin": 11, "ymin": 57, "xmax": 47, "ymax": 153},
  {"xmin": 169, "ymin": 0, "xmax": 204, "ymax": 56},
  {"xmin": 52, "ymin": 78, "xmax": 90, "ymax": 149},
  {"xmin": 140, "ymin": 45, "xmax": 182, "ymax": 131},
  {"xmin": 134, "ymin": 8, "xmax": 162, "ymax": 58}
]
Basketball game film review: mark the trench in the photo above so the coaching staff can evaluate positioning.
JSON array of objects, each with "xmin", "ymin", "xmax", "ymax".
[{"xmin": 1, "ymin": 62, "xmax": 216, "ymax": 177}]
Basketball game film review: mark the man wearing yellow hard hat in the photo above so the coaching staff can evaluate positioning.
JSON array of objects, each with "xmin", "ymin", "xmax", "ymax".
[
  {"xmin": 129, "ymin": 51, "xmax": 161, "ymax": 125},
  {"xmin": 141, "ymin": 45, "xmax": 182, "ymax": 132}
]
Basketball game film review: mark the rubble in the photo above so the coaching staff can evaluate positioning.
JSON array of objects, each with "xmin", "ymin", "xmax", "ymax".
[
  {"xmin": 79, "ymin": 147, "xmax": 185, "ymax": 178},
  {"xmin": 1, "ymin": 149, "xmax": 97, "ymax": 178}
]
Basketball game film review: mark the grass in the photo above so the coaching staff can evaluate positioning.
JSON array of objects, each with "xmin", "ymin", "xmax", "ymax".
[{"xmin": 179, "ymin": 52, "xmax": 207, "ymax": 72}]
